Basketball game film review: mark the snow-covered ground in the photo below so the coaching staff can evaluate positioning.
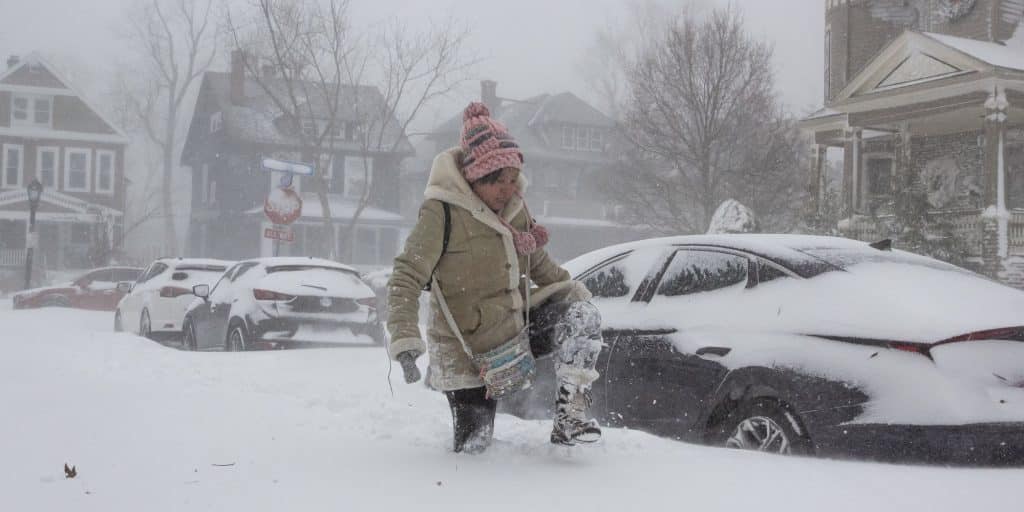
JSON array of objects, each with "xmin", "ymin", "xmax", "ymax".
[{"xmin": 2, "ymin": 306, "xmax": 1022, "ymax": 512}]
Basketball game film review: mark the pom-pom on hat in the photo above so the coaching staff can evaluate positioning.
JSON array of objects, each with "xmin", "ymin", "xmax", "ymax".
[{"xmin": 459, "ymin": 102, "xmax": 524, "ymax": 183}]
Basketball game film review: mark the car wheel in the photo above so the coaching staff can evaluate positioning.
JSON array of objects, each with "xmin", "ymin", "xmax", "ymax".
[
  {"xmin": 182, "ymin": 319, "xmax": 198, "ymax": 351},
  {"xmin": 713, "ymin": 397, "xmax": 813, "ymax": 456},
  {"xmin": 140, "ymin": 309, "xmax": 154, "ymax": 340},
  {"xmin": 42, "ymin": 296, "xmax": 70, "ymax": 308},
  {"xmin": 226, "ymin": 323, "xmax": 247, "ymax": 352},
  {"xmin": 114, "ymin": 310, "xmax": 123, "ymax": 332}
]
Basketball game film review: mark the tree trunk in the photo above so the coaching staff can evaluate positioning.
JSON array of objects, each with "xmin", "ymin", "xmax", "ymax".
[{"xmin": 163, "ymin": 106, "xmax": 178, "ymax": 255}]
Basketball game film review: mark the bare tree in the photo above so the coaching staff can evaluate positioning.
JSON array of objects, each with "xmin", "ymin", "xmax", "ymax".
[
  {"xmin": 123, "ymin": 0, "xmax": 216, "ymax": 256},
  {"xmin": 611, "ymin": 6, "xmax": 802, "ymax": 234},
  {"xmin": 224, "ymin": 0, "xmax": 473, "ymax": 260}
]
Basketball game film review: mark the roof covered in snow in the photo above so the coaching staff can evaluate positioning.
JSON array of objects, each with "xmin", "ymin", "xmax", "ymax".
[
  {"xmin": 923, "ymin": 32, "xmax": 1024, "ymax": 71},
  {"xmin": 428, "ymin": 91, "xmax": 616, "ymax": 164}
]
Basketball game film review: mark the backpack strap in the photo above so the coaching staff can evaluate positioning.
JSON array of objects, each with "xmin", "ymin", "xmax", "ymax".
[{"xmin": 422, "ymin": 201, "xmax": 451, "ymax": 292}]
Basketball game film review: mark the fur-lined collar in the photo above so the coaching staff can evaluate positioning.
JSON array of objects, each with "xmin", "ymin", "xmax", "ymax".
[{"xmin": 423, "ymin": 147, "xmax": 527, "ymax": 222}]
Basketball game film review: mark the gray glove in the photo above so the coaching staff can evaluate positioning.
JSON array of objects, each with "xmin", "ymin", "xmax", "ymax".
[{"xmin": 397, "ymin": 351, "xmax": 422, "ymax": 384}]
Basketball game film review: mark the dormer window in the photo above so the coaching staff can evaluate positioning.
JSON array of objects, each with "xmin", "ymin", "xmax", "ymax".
[{"xmin": 11, "ymin": 94, "xmax": 52, "ymax": 128}]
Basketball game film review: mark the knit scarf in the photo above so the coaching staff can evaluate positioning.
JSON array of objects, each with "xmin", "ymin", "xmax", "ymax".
[{"xmin": 499, "ymin": 195, "xmax": 549, "ymax": 256}]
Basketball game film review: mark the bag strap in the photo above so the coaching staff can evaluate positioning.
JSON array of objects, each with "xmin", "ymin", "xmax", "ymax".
[{"xmin": 422, "ymin": 202, "xmax": 451, "ymax": 292}]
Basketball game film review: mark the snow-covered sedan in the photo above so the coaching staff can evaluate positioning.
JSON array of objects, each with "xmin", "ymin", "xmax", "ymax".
[
  {"xmin": 12, "ymin": 266, "xmax": 143, "ymax": 310},
  {"xmin": 115, "ymin": 258, "xmax": 232, "ymax": 340},
  {"xmin": 182, "ymin": 257, "xmax": 382, "ymax": 351},
  {"xmin": 503, "ymin": 235, "xmax": 1024, "ymax": 465}
]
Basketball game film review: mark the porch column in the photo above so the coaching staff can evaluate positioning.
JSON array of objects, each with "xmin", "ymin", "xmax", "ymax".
[
  {"xmin": 843, "ymin": 128, "xmax": 862, "ymax": 214},
  {"xmin": 807, "ymin": 144, "xmax": 826, "ymax": 217},
  {"xmin": 982, "ymin": 86, "xmax": 1010, "ymax": 278}
]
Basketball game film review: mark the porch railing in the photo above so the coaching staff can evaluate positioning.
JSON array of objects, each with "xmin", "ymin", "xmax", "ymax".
[
  {"xmin": 0, "ymin": 249, "xmax": 25, "ymax": 267},
  {"xmin": 841, "ymin": 209, "xmax": 991, "ymax": 256}
]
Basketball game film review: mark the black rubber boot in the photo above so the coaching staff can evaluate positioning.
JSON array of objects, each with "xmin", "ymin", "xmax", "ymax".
[{"xmin": 445, "ymin": 386, "xmax": 497, "ymax": 454}]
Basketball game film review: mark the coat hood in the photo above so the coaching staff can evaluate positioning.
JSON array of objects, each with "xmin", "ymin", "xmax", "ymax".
[{"xmin": 424, "ymin": 147, "xmax": 528, "ymax": 223}]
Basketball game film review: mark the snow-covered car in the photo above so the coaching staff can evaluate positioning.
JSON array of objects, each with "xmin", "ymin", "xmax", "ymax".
[
  {"xmin": 182, "ymin": 257, "xmax": 383, "ymax": 351},
  {"xmin": 115, "ymin": 258, "xmax": 232, "ymax": 340},
  {"xmin": 12, "ymin": 266, "xmax": 143, "ymax": 311},
  {"xmin": 502, "ymin": 234, "xmax": 1024, "ymax": 465}
]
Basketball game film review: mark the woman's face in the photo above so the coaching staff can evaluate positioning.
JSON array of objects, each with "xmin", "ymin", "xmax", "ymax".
[{"xmin": 472, "ymin": 167, "xmax": 520, "ymax": 212}]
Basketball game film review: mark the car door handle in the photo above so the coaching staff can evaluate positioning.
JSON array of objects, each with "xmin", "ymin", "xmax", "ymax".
[{"xmin": 696, "ymin": 346, "xmax": 731, "ymax": 358}]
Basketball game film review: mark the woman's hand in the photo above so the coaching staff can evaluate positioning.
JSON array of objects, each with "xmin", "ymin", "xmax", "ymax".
[{"xmin": 397, "ymin": 351, "xmax": 422, "ymax": 384}]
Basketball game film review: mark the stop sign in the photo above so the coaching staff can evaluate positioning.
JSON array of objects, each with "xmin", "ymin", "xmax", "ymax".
[{"xmin": 264, "ymin": 187, "xmax": 303, "ymax": 225}]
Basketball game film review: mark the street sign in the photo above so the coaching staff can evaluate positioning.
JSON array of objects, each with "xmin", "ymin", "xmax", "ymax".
[
  {"xmin": 262, "ymin": 157, "xmax": 315, "ymax": 176},
  {"xmin": 264, "ymin": 187, "xmax": 303, "ymax": 225},
  {"xmin": 264, "ymin": 226, "xmax": 294, "ymax": 243}
]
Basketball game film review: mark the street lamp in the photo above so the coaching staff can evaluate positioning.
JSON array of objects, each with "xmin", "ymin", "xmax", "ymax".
[{"xmin": 23, "ymin": 178, "xmax": 43, "ymax": 290}]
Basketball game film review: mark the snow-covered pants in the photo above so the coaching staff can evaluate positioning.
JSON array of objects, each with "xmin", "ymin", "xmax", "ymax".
[{"xmin": 444, "ymin": 299, "xmax": 603, "ymax": 452}]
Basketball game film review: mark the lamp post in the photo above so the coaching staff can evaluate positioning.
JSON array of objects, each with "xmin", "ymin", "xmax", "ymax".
[{"xmin": 23, "ymin": 178, "xmax": 42, "ymax": 290}]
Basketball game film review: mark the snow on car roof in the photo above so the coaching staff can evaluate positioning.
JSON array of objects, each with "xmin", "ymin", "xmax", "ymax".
[
  {"xmin": 241, "ymin": 256, "xmax": 359, "ymax": 273},
  {"xmin": 563, "ymin": 234, "xmax": 874, "ymax": 277},
  {"xmin": 156, "ymin": 257, "xmax": 234, "ymax": 269}
]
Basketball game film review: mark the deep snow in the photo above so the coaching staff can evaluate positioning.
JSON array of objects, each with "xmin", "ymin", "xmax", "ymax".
[{"xmin": 1, "ymin": 305, "xmax": 1022, "ymax": 511}]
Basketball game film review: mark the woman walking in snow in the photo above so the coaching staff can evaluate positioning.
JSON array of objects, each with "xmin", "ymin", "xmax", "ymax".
[{"xmin": 386, "ymin": 102, "xmax": 604, "ymax": 454}]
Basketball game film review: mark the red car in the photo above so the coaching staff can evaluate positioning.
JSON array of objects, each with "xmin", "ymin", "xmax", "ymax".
[{"xmin": 11, "ymin": 266, "xmax": 143, "ymax": 311}]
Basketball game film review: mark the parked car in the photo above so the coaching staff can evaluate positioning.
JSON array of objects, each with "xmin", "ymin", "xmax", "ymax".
[
  {"xmin": 501, "ymin": 234, "xmax": 1024, "ymax": 466},
  {"xmin": 182, "ymin": 257, "xmax": 383, "ymax": 351},
  {"xmin": 12, "ymin": 266, "xmax": 143, "ymax": 310},
  {"xmin": 115, "ymin": 258, "xmax": 232, "ymax": 340}
]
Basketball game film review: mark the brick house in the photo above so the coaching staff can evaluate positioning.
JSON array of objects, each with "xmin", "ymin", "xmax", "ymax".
[
  {"xmin": 800, "ymin": 0, "xmax": 1024, "ymax": 283},
  {"xmin": 419, "ymin": 81, "xmax": 643, "ymax": 262},
  {"xmin": 0, "ymin": 53, "xmax": 129, "ymax": 273},
  {"xmin": 180, "ymin": 52, "xmax": 413, "ymax": 266}
]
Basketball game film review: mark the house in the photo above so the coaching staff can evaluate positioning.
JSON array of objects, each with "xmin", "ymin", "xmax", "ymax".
[
  {"xmin": 0, "ymin": 53, "xmax": 129, "ymax": 274},
  {"xmin": 419, "ymin": 81, "xmax": 642, "ymax": 261},
  {"xmin": 800, "ymin": 0, "xmax": 1024, "ymax": 284},
  {"xmin": 180, "ymin": 51, "xmax": 414, "ymax": 266}
]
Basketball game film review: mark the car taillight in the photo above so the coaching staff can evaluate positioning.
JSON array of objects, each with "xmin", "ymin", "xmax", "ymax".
[
  {"xmin": 253, "ymin": 289, "xmax": 296, "ymax": 301},
  {"xmin": 356, "ymin": 297, "xmax": 377, "ymax": 309},
  {"xmin": 160, "ymin": 286, "xmax": 191, "ymax": 298}
]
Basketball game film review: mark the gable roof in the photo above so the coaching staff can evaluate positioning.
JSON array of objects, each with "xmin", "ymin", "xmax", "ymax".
[
  {"xmin": 182, "ymin": 71, "xmax": 413, "ymax": 160},
  {"xmin": 834, "ymin": 30, "xmax": 1024, "ymax": 104},
  {"xmin": 428, "ymin": 91, "xmax": 615, "ymax": 164},
  {"xmin": 0, "ymin": 52, "xmax": 129, "ymax": 144}
]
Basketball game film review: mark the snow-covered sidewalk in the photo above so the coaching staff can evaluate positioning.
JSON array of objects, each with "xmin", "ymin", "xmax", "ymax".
[{"xmin": 1, "ymin": 307, "xmax": 1020, "ymax": 511}]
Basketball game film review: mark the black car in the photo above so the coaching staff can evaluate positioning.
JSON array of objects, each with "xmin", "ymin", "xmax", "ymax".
[
  {"xmin": 182, "ymin": 257, "xmax": 383, "ymax": 351},
  {"xmin": 503, "ymin": 234, "xmax": 1024, "ymax": 465}
]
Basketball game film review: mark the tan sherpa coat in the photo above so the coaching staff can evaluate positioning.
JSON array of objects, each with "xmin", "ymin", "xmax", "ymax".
[{"xmin": 386, "ymin": 147, "xmax": 583, "ymax": 391}]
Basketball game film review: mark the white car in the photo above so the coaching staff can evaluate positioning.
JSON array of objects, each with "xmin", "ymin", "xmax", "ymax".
[{"xmin": 115, "ymin": 258, "xmax": 233, "ymax": 340}]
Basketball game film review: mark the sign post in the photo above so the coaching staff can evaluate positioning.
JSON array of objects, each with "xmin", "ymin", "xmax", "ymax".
[{"xmin": 261, "ymin": 157, "xmax": 310, "ymax": 256}]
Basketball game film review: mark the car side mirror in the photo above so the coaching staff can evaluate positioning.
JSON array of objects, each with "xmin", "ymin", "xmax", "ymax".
[
  {"xmin": 116, "ymin": 282, "xmax": 132, "ymax": 293},
  {"xmin": 192, "ymin": 284, "xmax": 210, "ymax": 300}
]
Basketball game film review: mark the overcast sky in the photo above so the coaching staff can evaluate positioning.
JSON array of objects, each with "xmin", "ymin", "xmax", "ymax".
[{"xmin": 1, "ymin": 0, "xmax": 825, "ymax": 127}]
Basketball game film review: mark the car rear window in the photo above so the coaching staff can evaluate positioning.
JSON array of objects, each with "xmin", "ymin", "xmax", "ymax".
[
  {"xmin": 266, "ymin": 265, "xmax": 357, "ymax": 276},
  {"xmin": 798, "ymin": 247, "xmax": 974, "ymax": 276},
  {"xmin": 175, "ymin": 265, "xmax": 228, "ymax": 272}
]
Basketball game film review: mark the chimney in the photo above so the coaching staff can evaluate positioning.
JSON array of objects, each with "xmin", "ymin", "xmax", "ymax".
[
  {"xmin": 480, "ymin": 80, "xmax": 498, "ymax": 112},
  {"xmin": 7, "ymin": 55, "xmax": 19, "ymax": 69},
  {"xmin": 230, "ymin": 50, "xmax": 246, "ymax": 105}
]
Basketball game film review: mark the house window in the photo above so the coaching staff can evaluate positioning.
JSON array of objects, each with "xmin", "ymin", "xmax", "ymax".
[
  {"xmin": 64, "ymin": 148, "xmax": 91, "ymax": 192},
  {"xmin": 345, "ymin": 121, "xmax": 364, "ymax": 142},
  {"xmin": 37, "ymin": 147, "xmax": 58, "ymax": 189},
  {"xmin": 10, "ymin": 94, "xmax": 51, "ymax": 127},
  {"xmin": 96, "ymin": 150, "xmax": 115, "ymax": 194},
  {"xmin": 343, "ymin": 155, "xmax": 373, "ymax": 200},
  {"xmin": 3, "ymin": 144, "xmax": 23, "ymax": 188},
  {"xmin": 209, "ymin": 111, "xmax": 223, "ymax": 133},
  {"xmin": 354, "ymin": 227, "xmax": 378, "ymax": 264},
  {"xmin": 589, "ymin": 128, "xmax": 604, "ymax": 151},
  {"xmin": 301, "ymin": 119, "xmax": 317, "ymax": 138},
  {"xmin": 865, "ymin": 157, "xmax": 893, "ymax": 197},
  {"xmin": 561, "ymin": 125, "xmax": 575, "ymax": 149}
]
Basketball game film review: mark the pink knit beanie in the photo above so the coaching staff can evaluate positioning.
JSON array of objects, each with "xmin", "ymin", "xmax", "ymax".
[{"xmin": 459, "ymin": 102, "xmax": 523, "ymax": 183}]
